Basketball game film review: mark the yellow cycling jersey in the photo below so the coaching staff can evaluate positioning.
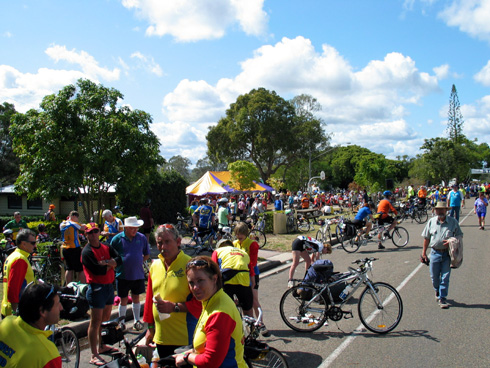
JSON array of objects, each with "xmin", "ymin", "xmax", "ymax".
[
  {"xmin": 0, "ymin": 316, "xmax": 61, "ymax": 368},
  {"xmin": 214, "ymin": 247, "xmax": 250, "ymax": 286},
  {"xmin": 146, "ymin": 251, "xmax": 196, "ymax": 346}
]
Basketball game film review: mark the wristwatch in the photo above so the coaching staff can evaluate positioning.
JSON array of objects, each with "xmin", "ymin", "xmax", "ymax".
[
  {"xmin": 174, "ymin": 303, "xmax": 181, "ymax": 313},
  {"xmin": 183, "ymin": 352, "xmax": 190, "ymax": 364}
]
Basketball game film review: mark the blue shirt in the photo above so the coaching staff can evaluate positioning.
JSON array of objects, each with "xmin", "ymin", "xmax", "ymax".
[
  {"xmin": 355, "ymin": 206, "xmax": 372, "ymax": 221},
  {"xmin": 111, "ymin": 231, "xmax": 150, "ymax": 280},
  {"xmin": 274, "ymin": 199, "xmax": 284, "ymax": 211},
  {"xmin": 448, "ymin": 190, "xmax": 462, "ymax": 207},
  {"xmin": 193, "ymin": 205, "xmax": 215, "ymax": 229}
]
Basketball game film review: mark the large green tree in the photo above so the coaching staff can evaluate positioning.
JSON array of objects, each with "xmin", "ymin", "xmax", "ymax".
[
  {"xmin": 167, "ymin": 155, "xmax": 192, "ymax": 180},
  {"xmin": 207, "ymin": 88, "xmax": 328, "ymax": 182},
  {"xmin": 10, "ymin": 79, "xmax": 164, "ymax": 220},
  {"xmin": 0, "ymin": 102, "xmax": 20, "ymax": 184}
]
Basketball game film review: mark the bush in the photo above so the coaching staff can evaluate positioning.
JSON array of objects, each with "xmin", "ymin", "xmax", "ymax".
[{"xmin": 27, "ymin": 221, "xmax": 63, "ymax": 240}]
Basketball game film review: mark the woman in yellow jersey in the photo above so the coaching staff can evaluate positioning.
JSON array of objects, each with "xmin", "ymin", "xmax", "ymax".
[{"xmin": 175, "ymin": 256, "xmax": 247, "ymax": 368}]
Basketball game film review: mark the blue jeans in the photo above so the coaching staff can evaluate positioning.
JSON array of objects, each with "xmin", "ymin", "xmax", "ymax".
[
  {"xmin": 449, "ymin": 206, "xmax": 460, "ymax": 221},
  {"xmin": 429, "ymin": 249, "xmax": 451, "ymax": 299}
]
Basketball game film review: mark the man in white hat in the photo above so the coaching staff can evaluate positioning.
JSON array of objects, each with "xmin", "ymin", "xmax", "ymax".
[
  {"xmin": 421, "ymin": 201, "xmax": 463, "ymax": 309},
  {"xmin": 110, "ymin": 217, "xmax": 150, "ymax": 330}
]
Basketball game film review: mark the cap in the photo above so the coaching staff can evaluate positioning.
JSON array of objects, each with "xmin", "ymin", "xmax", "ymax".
[
  {"xmin": 49, "ymin": 204, "xmax": 55, "ymax": 209},
  {"xmin": 85, "ymin": 223, "xmax": 99, "ymax": 233}
]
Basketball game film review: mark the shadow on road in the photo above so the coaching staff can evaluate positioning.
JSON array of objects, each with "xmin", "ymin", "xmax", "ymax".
[
  {"xmin": 448, "ymin": 300, "xmax": 490, "ymax": 310},
  {"xmin": 356, "ymin": 329, "xmax": 440, "ymax": 342}
]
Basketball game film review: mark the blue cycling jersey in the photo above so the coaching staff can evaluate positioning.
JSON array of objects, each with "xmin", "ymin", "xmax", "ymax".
[{"xmin": 194, "ymin": 205, "xmax": 215, "ymax": 229}]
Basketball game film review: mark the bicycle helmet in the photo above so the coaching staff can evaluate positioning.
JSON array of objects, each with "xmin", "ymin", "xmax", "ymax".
[
  {"xmin": 383, "ymin": 190, "xmax": 393, "ymax": 197},
  {"xmin": 218, "ymin": 197, "xmax": 228, "ymax": 204},
  {"xmin": 3, "ymin": 229, "xmax": 13, "ymax": 237}
]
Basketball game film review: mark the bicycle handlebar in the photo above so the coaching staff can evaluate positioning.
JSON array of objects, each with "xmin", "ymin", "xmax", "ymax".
[{"xmin": 351, "ymin": 257, "xmax": 378, "ymax": 264}]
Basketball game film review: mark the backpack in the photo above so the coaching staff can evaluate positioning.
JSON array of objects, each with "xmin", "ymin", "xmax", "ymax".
[
  {"xmin": 44, "ymin": 210, "xmax": 51, "ymax": 221},
  {"xmin": 299, "ymin": 260, "xmax": 346, "ymax": 304}
]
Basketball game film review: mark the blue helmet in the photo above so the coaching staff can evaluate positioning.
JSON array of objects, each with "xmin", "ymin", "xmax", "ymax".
[{"xmin": 383, "ymin": 190, "xmax": 393, "ymax": 197}]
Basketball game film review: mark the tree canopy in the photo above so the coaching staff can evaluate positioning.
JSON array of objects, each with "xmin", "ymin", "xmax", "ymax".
[
  {"xmin": 227, "ymin": 160, "xmax": 260, "ymax": 191},
  {"xmin": 0, "ymin": 102, "xmax": 20, "ymax": 184},
  {"xmin": 10, "ymin": 78, "xmax": 164, "ymax": 220},
  {"xmin": 206, "ymin": 88, "xmax": 329, "ymax": 183}
]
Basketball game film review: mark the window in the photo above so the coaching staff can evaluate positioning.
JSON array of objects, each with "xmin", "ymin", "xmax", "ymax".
[
  {"xmin": 8, "ymin": 195, "xmax": 22, "ymax": 209},
  {"xmin": 27, "ymin": 198, "xmax": 43, "ymax": 210}
]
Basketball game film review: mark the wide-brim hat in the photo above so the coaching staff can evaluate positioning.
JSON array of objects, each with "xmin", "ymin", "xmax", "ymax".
[
  {"xmin": 124, "ymin": 216, "xmax": 144, "ymax": 227},
  {"xmin": 433, "ymin": 201, "xmax": 449, "ymax": 209}
]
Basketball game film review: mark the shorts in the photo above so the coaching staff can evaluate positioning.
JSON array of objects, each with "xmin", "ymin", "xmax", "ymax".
[
  {"xmin": 62, "ymin": 247, "xmax": 83, "ymax": 272},
  {"xmin": 253, "ymin": 274, "xmax": 259, "ymax": 290},
  {"xmin": 476, "ymin": 211, "xmax": 486, "ymax": 218},
  {"xmin": 87, "ymin": 283, "xmax": 114, "ymax": 309},
  {"xmin": 351, "ymin": 219, "xmax": 366, "ymax": 228},
  {"xmin": 292, "ymin": 238, "xmax": 307, "ymax": 252},
  {"xmin": 223, "ymin": 284, "xmax": 253, "ymax": 311},
  {"xmin": 116, "ymin": 279, "xmax": 145, "ymax": 298},
  {"xmin": 378, "ymin": 215, "xmax": 394, "ymax": 226}
]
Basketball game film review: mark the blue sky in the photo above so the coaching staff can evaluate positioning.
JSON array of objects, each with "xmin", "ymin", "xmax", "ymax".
[{"xmin": 2, "ymin": 0, "xmax": 490, "ymax": 165}]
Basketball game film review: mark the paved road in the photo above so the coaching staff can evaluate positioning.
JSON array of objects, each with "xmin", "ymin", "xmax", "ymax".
[{"xmin": 77, "ymin": 209, "xmax": 489, "ymax": 367}]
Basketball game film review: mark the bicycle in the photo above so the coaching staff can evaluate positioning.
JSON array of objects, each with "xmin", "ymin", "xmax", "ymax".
[
  {"xmin": 243, "ymin": 309, "xmax": 289, "ymax": 368},
  {"xmin": 297, "ymin": 214, "xmax": 315, "ymax": 232},
  {"xmin": 175, "ymin": 212, "xmax": 193, "ymax": 236},
  {"xmin": 285, "ymin": 209, "xmax": 297, "ymax": 233},
  {"xmin": 31, "ymin": 240, "xmax": 66, "ymax": 285},
  {"xmin": 340, "ymin": 219, "xmax": 410, "ymax": 253},
  {"xmin": 249, "ymin": 215, "xmax": 267, "ymax": 249},
  {"xmin": 279, "ymin": 257, "xmax": 403, "ymax": 334},
  {"xmin": 181, "ymin": 227, "xmax": 220, "ymax": 256},
  {"xmin": 315, "ymin": 217, "xmax": 339, "ymax": 245},
  {"xmin": 46, "ymin": 289, "xmax": 82, "ymax": 368},
  {"xmin": 397, "ymin": 199, "xmax": 428, "ymax": 224}
]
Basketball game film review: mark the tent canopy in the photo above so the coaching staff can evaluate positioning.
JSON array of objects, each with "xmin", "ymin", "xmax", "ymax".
[{"xmin": 186, "ymin": 171, "xmax": 272, "ymax": 196}]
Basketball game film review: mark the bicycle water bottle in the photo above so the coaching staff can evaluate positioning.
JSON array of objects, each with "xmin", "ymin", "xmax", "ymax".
[
  {"xmin": 137, "ymin": 354, "xmax": 149, "ymax": 368},
  {"xmin": 151, "ymin": 349, "xmax": 160, "ymax": 368},
  {"xmin": 339, "ymin": 284, "xmax": 353, "ymax": 300}
]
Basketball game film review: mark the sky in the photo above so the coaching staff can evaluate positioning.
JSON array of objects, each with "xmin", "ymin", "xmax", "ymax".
[{"xmin": 2, "ymin": 0, "xmax": 490, "ymax": 166}]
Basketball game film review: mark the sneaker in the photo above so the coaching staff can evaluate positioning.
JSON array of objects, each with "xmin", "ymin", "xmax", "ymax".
[
  {"xmin": 384, "ymin": 231, "xmax": 392, "ymax": 239},
  {"xmin": 435, "ymin": 291, "xmax": 440, "ymax": 300},
  {"xmin": 133, "ymin": 320, "xmax": 144, "ymax": 331},
  {"xmin": 378, "ymin": 243, "xmax": 385, "ymax": 250},
  {"xmin": 258, "ymin": 324, "xmax": 271, "ymax": 337},
  {"xmin": 438, "ymin": 298, "xmax": 449, "ymax": 309},
  {"xmin": 288, "ymin": 280, "xmax": 294, "ymax": 288}
]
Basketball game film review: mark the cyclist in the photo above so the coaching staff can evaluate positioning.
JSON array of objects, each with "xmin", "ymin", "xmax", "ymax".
[
  {"xmin": 192, "ymin": 198, "xmax": 216, "ymax": 247},
  {"xmin": 217, "ymin": 197, "xmax": 232, "ymax": 235},
  {"xmin": 1, "ymin": 229, "xmax": 16, "ymax": 255},
  {"xmin": 287, "ymin": 235, "xmax": 332, "ymax": 288},
  {"xmin": 36, "ymin": 223, "xmax": 51, "ymax": 243},
  {"xmin": 352, "ymin": 201, "xmax": 375, "ymax": 242},
  {"xmin": 376, "ymin": 190, "xmax": 398, "ymax": 250}
]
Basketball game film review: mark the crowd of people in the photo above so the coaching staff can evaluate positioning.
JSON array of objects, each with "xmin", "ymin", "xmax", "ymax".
[{"xmin": 1, "ymin": 180, "xmax": 489, "ymax": 366}]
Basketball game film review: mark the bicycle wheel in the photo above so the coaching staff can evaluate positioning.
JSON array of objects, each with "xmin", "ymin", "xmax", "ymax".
[
  {"xmin": 250, "ymin": 347, "xmax": 289, "ymax": 368},
  {"xmin": 44, "ymin": 260, "xmax": 65, "ymax": 285},
  {"xmin": 315, "ymin": 229, "xmax": 324, "ymax": 242},
  {"xmin": 391, "ymin": 226, "xmax": 409, "ymax": 247},
  {"xmin": 342, "ymin": 236, "xmax": 361, "ymax": 253},
  {"xmin": 335, "ymin": 224, "xmax": 344, "ymax": 246},
  {"xmin": 298, "ymin": 220, "xmax": 310, "ymax": 233},
  {"xmin": 414, "ymin": 209, "xmax": 428, "ymax": 224},
  {"xmin": 279, "ymin": 285, "xmax": 327, "ymax": 332},
  {"xmin": 56, "ymin": 327, "xmax": 80, "ymax": 368},
  {"xmin": 249, "ymin": 229, "xmax": 267, "ymax": 249},
  {"xmin": 358, "ymin": 282, "xmax": 403, "ymax": 334}
]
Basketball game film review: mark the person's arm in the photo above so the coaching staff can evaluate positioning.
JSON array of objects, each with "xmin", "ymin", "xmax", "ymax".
[
  {"xmin": 143, "ymin": 274, "xmax": 155, "ymax": 324},
  {"xmin": 7, "ymin": 259, "xmax": 29, "ymax": 311},
  {"xmin": 248, "ymin": 241, "xmax": 259, "ymax": 277},
  {"xmin": 43, "ymin": 356, "xmax": 62, "ymax": 368},
  {"xmin": 108, "ymin": 245, "xmax": 123, "ymax": 267},
  {"xmin": 82, "ymin": 248, "xmax": 109, "ymax": 275},
  {"xmin": 421, "ymin": 238, "xmax": 430, "ymax": 263},
  {"xmin": 192, "ymin": 312, "xmax": 237, "ymax": 367}
]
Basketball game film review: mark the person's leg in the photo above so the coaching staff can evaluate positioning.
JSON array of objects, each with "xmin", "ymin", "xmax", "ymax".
[
  {"xmin": 288, "ymin": 251, "xmax": 301, "ymax": 281},
  {"xmin": 449, "ymin": 207, "xmax": 455, "ymax": 218},
  {"xmin": 99, "ymin": 304, "xmax": 116, "ymax": 352},
  {"xmin": 482, "ymin": 213, "xmax": 486, "ymax": 229},
  {"xmin": 301, "ymin": 250, "xmax": 312, "ymax": 274},
  {"xmin": 65, "ymin": 270, "xmax": 74, "ymax": 284},
  {"xmin": 88, "ymin": 308, "xmax": 105, "ymax": 360},
  {"xmin": 455, "ymin": 206, "xmax": 460, "ymax": 222},
  {"xmin": 117, "ymin": 279, "xmax": 129, "ymax": 321},
  {"xmin": 429, "ymin": 251, "xmax": 442, "ymax": 299},
  {"xmin": 77, "ymin": 271, "xmax": 86, "ymax": 283},
  {"xmin": 439, "ymin": 252, "xmax": 452, "ymax": 300}
]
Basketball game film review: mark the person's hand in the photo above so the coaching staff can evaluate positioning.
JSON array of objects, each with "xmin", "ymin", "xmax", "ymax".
[
  {"xmin": 442, "ymin": 240, "xmax": 449, "ymax": 248},
  {"xmin": 174, "ymin": 353, "xmax": 185, "ymax": 367},
  {"xmin": 153, "ymin": 298, "xmax": 175, "ymax": 313},
  {"xmin": 145, "ymin": 328, "xmax": 155, "ymax": 346}
]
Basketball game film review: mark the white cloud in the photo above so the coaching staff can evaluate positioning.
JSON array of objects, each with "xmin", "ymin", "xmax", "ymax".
[
  {"xmin": 433, "ymin": 64, "xmax": 450, "ymax": 79},
  {"xmin": 0, "ymin": 65, "xmax": 86, "ymax": 112},
  {"xmin": 2, "ymin": 31, "xmax": 13, "ymax": 38},
  {"xmin": 45, "ymin": 45, "xmax": 120, "ymax": 81},
  {"xmin": 120, "ymin": 0, "xmax": 268, "ymax": 42},
  {"xmin": 160, "ymin": 36, "xmax": 440, "ymax": 161},
  {"xmin": 474, "ymin": 60, "xmax": 490, "ymax": 86},
  {"xmin": 130, "ymin": 52, "xmax": 163, "ymax": 76},
  {"xmin": 439, "ymin": 0, "xmax": 490, "ymax": 42},
  {"xmin": 461, "ymin": 96, "xmax": 490, "ymax": 143}
]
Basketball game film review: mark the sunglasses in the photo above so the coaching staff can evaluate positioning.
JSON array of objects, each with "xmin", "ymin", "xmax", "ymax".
[
  {"xmin": 158, "ymin": 224, "xmax": 175, "ymax": 230},
  {"xmin": 45, "ymin": 284, "xmax": 56, "ymax": 300},
  {"xmin": 186, "ymin": 259, "xmax": 208, "ymax": 270}
]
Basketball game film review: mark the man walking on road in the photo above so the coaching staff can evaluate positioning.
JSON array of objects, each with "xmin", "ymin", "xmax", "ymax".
[
  {"xmin": 421, "ymin": 201, "xmax": 463, "ymax": 309},
  {"xmin": 447, "ymin": 184, "xmax": 463, "ymax": 221}
]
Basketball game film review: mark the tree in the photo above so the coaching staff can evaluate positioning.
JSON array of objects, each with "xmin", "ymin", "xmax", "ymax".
[
  {"xmin": 227, "ymin": 160, "xmax": 260, "ymax": 191},
  {"xmin": 447, "ymin": 84, "xmax": 464, "ymax": 144},
  {"xmin": 10, "ymin": 79, "xmax": 164, "ymax": 220},
  {"xmin": 167, "ymin": 155, "xmax": 191, "ymax": 180},
  {"xmin": 0, "ymin": 102, "xmax": 20, "ymax": 184},
  {"xmin": 207, "ymin": 88, "xmax": 328, "ymax": 183}
]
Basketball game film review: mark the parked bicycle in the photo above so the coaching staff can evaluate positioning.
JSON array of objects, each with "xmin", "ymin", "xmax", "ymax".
[
  {"xmin": 30, "ymin": 240, "xmax": 65, "ymax": 285},
  {"xmin": 181, "ymin": 227, "xmax": 220, "ymax": 255},
  {"xmin": 285, "ymin": 209, "xmax": 297, "ymax": 233},
  {"xmin": 397, "ymin": 198, "xmax": 428, "ymax": 224},
  {"xmin": 339, "ymin": 219, "xmax": 409, "ymax": 253},
  {"xmin": 280, "ymin": 257, "xmax": 403, "ymax": 334},
  {"xmin": 315, "ymin": 217, "xmax": 340, "ymax": 245},
  {"xmin": 175, "ymin": 212, "xmax": 193, "ymax": 236},
  {"xmin": 249, "ymin": 215, "xmax": 267, "ymax": 249}
]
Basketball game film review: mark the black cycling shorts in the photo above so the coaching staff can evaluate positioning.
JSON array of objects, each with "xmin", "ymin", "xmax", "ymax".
[
  {"xmin": 223, "ymin": 284, "xmax": 253, "ymax": 311},
  {"xmin": 351, "ymin": 219, "xmax": 366, "ymax": 228},
  {"xmin": 378, "ymin": 215, "xmax": 394, "ymax": 226}
]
